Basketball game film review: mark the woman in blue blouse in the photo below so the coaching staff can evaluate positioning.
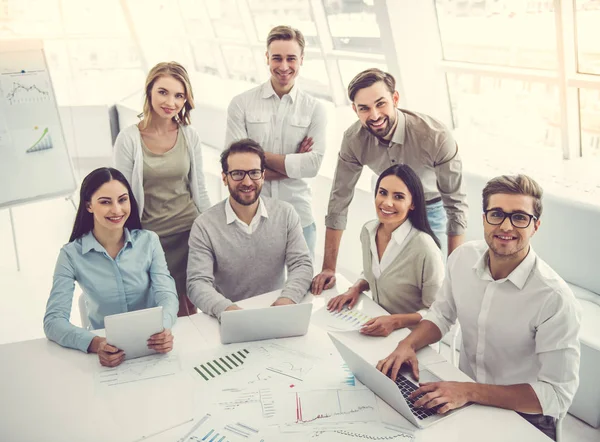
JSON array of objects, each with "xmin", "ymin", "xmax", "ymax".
[{"xmin": 43, "ymin": 167, "xmax": 179, "ymax": 367}]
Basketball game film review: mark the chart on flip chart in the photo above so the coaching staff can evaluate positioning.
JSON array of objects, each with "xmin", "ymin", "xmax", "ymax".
[{"xmin": 0, "ymin": 40, "xmax": 76, "ymax": 208}]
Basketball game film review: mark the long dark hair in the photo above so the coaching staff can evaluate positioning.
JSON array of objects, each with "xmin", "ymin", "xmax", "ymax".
[
  {"xmin": 69, "ymin": 168, "xmax": 142, "ymax": 242},
  {"xmin": 374, "ymin": 164, "xmax": 441, "ymax": 249}
]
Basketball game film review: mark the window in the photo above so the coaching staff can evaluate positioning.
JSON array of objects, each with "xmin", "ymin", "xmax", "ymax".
[
  {"xmin": 205, "ymin": 0, "xmax": 247, "ymax": 41},
  {"xmin": 574, "ymin": 0, "xmax": 600, "ymax": 75},
  {"xmin": 435, "ymin": 0, "xmax": 557, "ymax": 70},
  {"xmin": 446, "ymin": 72, "xmax": 560, "ymax": 153},
  {"xmin": 221, "ymin": 44, "xmax": 260, "ymax": 83},
  {"xmin": 301, "ymin": 57, "xmax": 332, "ymax": 100},
  {"xmin": 338, "ymin": 59, "xmax": 387, "ymax": 91},
  {"xmin": 322, "ymin": 0, "xmax": 382, "ymax": 53},
  {"xmin": 247, "ymin": 0, "xmax": 320, "ymax": 47},
  {"xmin": 579, "ymin": 88, "xmax": 600, "ymax": 156}
]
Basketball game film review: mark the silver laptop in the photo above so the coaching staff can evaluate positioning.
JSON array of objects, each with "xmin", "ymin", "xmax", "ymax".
[
  {"xmin": 104, "ymin": 306, "xmax": 163, "ymax": 360},
  {"xmin": 329, "ymin": 333, "xmax": 469, "ymax": 429},
  {"xmin": 220, "ymin": 303, "xmax": 312, "ymax": 344}
]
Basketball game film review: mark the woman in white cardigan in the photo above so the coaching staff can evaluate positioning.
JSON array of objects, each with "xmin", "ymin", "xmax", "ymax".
[
  {"xmin": 114, "ymin": 61, "xmax": 211, "ymax": 316},
  {"xmin": 327, "ymin": 164, "xmax": 444, "ymax": 336}
]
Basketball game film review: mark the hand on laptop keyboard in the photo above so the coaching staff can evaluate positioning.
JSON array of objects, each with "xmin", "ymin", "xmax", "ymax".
[
  {"xmin": 409, "ymin": 380, "xmax": 472, "ymax": 415},
  {"xmin": 395, "ymin": 374, "xmax": 442, "ymax": 420}
]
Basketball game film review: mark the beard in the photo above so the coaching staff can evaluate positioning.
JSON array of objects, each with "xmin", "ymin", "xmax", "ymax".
[
  {"xmin": 365, "ymin": 114, "xmax": 396, "ymax": 139},
  {"xmin": 484, "ymin": 230, "xmax": 528, "ymax": 260},
  {"xmin": 229, "ymin": 182, "xmax": 262, "ymax": 206}
]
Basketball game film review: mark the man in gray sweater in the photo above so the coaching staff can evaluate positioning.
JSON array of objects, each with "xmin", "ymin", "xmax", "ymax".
[{"xmin": 187, "ymin": 139, "xmax": 313, "ymax": 319}]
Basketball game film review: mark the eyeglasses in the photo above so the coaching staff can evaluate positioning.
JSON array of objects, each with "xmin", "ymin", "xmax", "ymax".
[
  {"xmin": 484, "ymin": 209, "xmax": 537, "ymax": 229},
  {"xmin": 226, "ymin": 169, "xmax": 264, "ymax": 181}
]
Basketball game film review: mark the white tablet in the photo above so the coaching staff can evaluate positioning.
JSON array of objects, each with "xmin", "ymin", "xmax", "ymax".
[
  {"xmin": 104, "ymin": 306, "xmax": 164, "ymax": 360},
  {"xmin": 220, "ymin": 303, "xmax": 312, "ymax": 344}
]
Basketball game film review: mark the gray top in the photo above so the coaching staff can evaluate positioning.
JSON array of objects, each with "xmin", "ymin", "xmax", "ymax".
[
  {"xmin": 361, "ymin": 225, "xmax": 444, "ymax": 316},
  {"xmin": 141, "ymin": 129, "xmax": 198, "ymax": 236},
  {"xmin": 186, "ymin": 197, "xmax": 313, "ymax": 319},
  {"xmin": 325, "ymin": 109, "xmax": 468, "ymax": 235}
]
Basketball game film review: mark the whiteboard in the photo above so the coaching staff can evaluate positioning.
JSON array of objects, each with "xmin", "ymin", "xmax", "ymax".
[{"xmin": 0, "ymin": 40, "xmax": 77, "ymax": 209}]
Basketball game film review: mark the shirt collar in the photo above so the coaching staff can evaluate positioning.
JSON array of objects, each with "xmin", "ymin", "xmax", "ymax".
[
  {"xmin": 390, "ymin": 109, "xmax": 406, "ymax": 146},
  {"xmin": 81, "ymin": 228, "xmax": 133, "ymax": 254},
  {"xmin": 473, "ymin": 245, "xmax": 537, "ymax": 289},
  {"xmin": 261, "ymin": 80, "xmax": 298, "ymax": 102},
  {"xmin": 365, "ymin": 219, "xmax": 413, "ymax": 245},
  {"xmin": 225, "ymin": 197, "xmax": 269, "ymax": 225}
]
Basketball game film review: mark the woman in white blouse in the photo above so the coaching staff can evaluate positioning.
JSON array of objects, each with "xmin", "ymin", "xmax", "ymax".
[
  {"xmin": 327, "ymin": 164, "xmax": 444, "ymax": 336},
  {"xmin": 114, "ymin": 62, "xmax": 211, "ymax": 317}
]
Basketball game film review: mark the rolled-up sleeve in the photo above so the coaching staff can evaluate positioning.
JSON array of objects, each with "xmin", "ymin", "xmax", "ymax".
[
  {"xmin": 417, "ymin": 245, "xmax": 445, "ymax": 318},
  {"xmin": 529, "ymin": 293, "xmax": 581, "ymax": 419},
  {"xmin": 280, "ymin": 208, "xmax": 313, "ymax": 302},
  {"xmin": 187, "ymin": 219, "xmax": 233, "ymax": 319},
  {"xmin": 43, "ymin": 249, "xmax": 95, "ymax": 353},
  {"xmin": 148, "ymin": 233, "xmax": 179, "ymax": 329},
  {"xmin": 422, "ymin": 252, "xmax": 459, "ymax": 336},
  {"xmin": 188, "ymin": 129, "xmax": 212, "ymax": 213},
  {"xmin": 225, "ymin": 96, "xmax": 248, "ymax": 148},
  {"xmin": 433, "ymin": 134, "xmax": 468, "ymax": 236},
  {"xmin": 325, "ymin": 136, "xmax": 364, "ymax": 230},
  {"xmin": 113, "ymin": 131, "xmax": 136, "ymax": 202},
  {"xmin": 284, "ymin": 101, "xmax": 327, "ymax": 179}
]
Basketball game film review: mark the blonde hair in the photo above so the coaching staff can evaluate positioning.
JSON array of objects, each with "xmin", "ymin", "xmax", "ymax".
[
  {"xmin": 138, "ymin": 61, "xmax": 195, "ymax": 130},
  {"xmin": 266, "ymin": 25, "xmax": 305, "ymax": 54},
  {"xmin": 482, "ymin": 174, "xmax": 544, "ymax": 219}
]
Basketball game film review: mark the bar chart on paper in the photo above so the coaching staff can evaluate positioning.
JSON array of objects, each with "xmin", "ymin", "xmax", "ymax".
[
  {"xmin": 181, "ymin": 413, "xmax": 266, "ymax": 442},
  {"xmin": 312, "ymin": 306, "xmax": 373, "ymax": 332},
  {"xmin": 193, "ymin": 349, "xmax": 251, "ymax": 381}
]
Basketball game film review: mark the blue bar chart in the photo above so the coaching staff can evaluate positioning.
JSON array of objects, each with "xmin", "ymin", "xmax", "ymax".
[{"xmin": 182, "ymin": 413, "xmax": 264, "ymax": 442}]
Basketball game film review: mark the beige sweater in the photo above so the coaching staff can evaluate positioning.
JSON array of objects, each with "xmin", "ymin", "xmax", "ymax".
[{"xmin": 360, "ymin": 225, "xmax": 444, "ymax": 315}]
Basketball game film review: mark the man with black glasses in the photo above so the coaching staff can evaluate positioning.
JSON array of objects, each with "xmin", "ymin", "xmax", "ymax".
[
  {"xmin": 376, "ymin": 174, "xmax": 581, "ymax": 441},
  {"xmin": 186, "ymin": 139, "xmax": 313, "ymax": 319}
]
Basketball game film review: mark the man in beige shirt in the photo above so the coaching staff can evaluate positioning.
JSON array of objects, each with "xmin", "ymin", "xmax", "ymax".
[{"xmin": 312, "ymin": 68, "xmax": 468, "ymax": 294}]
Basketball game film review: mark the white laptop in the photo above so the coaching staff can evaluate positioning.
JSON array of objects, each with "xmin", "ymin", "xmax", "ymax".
[
  {"xmin": 329, "ymin": 333, "xmax": 470, "ymax": 429},
  {"xmin": 220, "ymin": 303, "xmax": 312, "ymax": 344},
  {"xmin": 104, "ymin": 306, "xmax": 164, "ymax": 360}
]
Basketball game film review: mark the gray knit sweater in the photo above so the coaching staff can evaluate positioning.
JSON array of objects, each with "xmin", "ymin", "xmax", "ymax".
[{"xmin": 187, "ymin": 197, "xmax": 313, "ymax": 319}]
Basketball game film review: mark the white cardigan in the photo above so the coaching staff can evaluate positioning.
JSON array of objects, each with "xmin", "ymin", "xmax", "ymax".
[{"xmin": 113, "ymin": 123, "xmax": 212, "ymax": 218}]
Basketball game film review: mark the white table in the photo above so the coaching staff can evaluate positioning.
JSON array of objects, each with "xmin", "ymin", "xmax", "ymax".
[{"xmin": 0, "ymin": 278, "xmax": 551, "ymax": 442}]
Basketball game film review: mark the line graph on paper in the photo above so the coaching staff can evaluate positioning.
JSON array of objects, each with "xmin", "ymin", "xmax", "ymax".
[
  {"xmin": 282, "ymin": 389, "xmax": 379, "ymax": 429},
  {"xmin": 96, "ymin": 354, "xmax": 180, "ymax": 387},
  {"xmin": 308, "ymin": 422, "xmax": 414, "ymax": 441},
  {"xmin": 2, "ymin": 76, "xmax": 50, "ymax": 106}
]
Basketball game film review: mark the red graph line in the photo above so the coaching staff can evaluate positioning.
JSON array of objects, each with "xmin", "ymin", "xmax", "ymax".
[
  {"xmin": 294, "ymin": 392, "xmax": 374, "ymax": 424},
  {"xmin": 296, "ymin": 392, "xmax": 302, "ymax": 422}
]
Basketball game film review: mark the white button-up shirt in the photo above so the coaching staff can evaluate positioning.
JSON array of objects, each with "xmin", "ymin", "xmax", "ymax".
[
  {"xmin": 365, "ymin": 219, "xmax": 413, "ymax": 279},
  {"xmin": 225, "ymin": 81, "xmax": 327, "ymax": 227},
  {"xmin": 424, "ymin": 240, "xmax": 581, "ymax": 419},
  {"xmin": 225, "ymin": 197, "xmax": 268, "ymax": 234}
]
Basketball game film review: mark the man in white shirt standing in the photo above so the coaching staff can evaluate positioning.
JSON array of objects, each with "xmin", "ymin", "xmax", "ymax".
[
  {"xmin": 225, "ymin": 25, "xmax": 327, "ymax": 258},
  {"xmin": 377, "ymin": 174, "xmax": 581, "ymax": 441}
]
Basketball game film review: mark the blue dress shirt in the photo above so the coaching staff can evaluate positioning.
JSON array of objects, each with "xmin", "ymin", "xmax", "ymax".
[{"xmin": 43, "ymin": 228, "xmax": 179, "ymax": 352}]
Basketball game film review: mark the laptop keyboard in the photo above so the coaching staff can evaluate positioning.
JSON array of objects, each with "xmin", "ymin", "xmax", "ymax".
[{"xmin": 395, "ymin": 374, "xmax": 441, "ymax": 420}]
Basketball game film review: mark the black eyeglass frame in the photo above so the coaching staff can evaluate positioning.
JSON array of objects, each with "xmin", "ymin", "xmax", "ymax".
[
  {"xmin": 484, "ymin": 209, "xmax": 538, "ymax": 229},
  {"xmin": 226, "ymin": 169, "xmax": 265, "ymax": 181}
]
